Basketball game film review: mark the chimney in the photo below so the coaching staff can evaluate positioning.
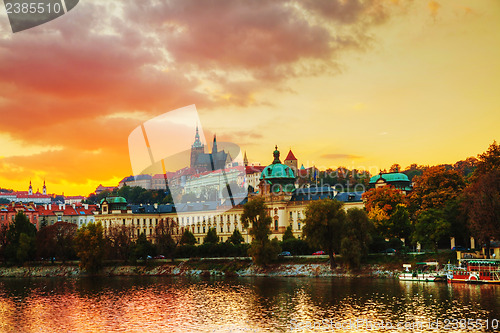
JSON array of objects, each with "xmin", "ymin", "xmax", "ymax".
[
  {"xmin": 84, "ymin": 204, "xmax": 88, "ymax": 210},
  {"xmin": 49, "ymin": 204, "xmax": 52, "ymax": 210},
  {"xmin": 72, "ymin": 203, "xmax": 76, "ymax": 209}
]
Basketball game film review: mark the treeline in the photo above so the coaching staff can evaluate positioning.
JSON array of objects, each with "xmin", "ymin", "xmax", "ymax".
[
  {"xmin": 363, "ymin": 141, "xmax": 500, "ymax": 255},
  {"xmin": 85, "ymin": 185, "xmax": 173, "ymax": 205}
]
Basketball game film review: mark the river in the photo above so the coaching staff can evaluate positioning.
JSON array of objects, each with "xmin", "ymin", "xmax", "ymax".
[{"xmin": 0, "ymin": 277, "xmax": 498, "ymax": 332}]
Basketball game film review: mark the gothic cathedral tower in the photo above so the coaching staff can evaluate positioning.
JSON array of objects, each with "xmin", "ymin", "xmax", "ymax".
[{"xmin": 190, "ymin": 125, "xmax": 205, "ymax": 168}]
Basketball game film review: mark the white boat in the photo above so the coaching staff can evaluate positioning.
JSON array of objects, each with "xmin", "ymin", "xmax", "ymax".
[{"xmin": 398, "ymin": 262, "xmax": 446, "ymax": 282}]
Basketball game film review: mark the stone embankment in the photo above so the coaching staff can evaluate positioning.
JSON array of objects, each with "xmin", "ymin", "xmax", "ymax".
[{"xmin": 0, "ymin": 261, "xmax": 397, "ymax": 278}]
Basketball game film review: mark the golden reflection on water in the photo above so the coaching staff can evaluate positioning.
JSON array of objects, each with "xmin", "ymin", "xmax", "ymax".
[{"xmin": 0, "ymin": 277, "xmax": 498, "ymax": 332}]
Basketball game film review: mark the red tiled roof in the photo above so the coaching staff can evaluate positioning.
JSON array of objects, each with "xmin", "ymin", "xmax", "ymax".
[
  {"xmin": 285, "ymin": 150, "xmax": 297, "ymax": 161},
  {"xmin": 246, "ymin": 165, "xmax": 265, "ymax": 174}
]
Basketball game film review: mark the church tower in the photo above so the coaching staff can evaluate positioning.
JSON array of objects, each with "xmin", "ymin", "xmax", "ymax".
[
  {"xmin": 190, "ymin": 125, "xmax": 205, "ymax": 168},
  {"xmin": 284, "ymin": 149, "xmax": 298, "ymax": 175},
  {"xmin": 43, "ymin": 180, "xmax": 47, "ymax": 195},
  {"xmin": 28, "ymin": 180, "xmax": 33, "ymax": 195}
]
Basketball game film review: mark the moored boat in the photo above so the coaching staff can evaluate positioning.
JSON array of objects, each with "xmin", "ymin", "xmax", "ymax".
[
  {"xmin": 447, "ymin": 259, "xmax": 500, "ymax": 284},
  {"xmin": 399, "ymin": 262, "xmax": 446, "ymax": 282}
]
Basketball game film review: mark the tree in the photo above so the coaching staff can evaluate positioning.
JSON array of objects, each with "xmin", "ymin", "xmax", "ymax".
[
  {"xmin": 5, "ymin": 212, "xmax": 37, "ymax": 264},
  {"xmin": 204, "ymin": 227, "xmax": 219, "ymax": 244},
  {"xmin": 282, "ymin": 225, "xmax": 295, "ymax": 242},
  {"xmin": 409, "ymin": 165, "xmax": 466, "ymax": 249},
  {"xmin": 52, "ymin": 222, "xmax": 77, "ymax": 262},
  {"xmin": 340, "ymin": 208, "xmax": 372, "ymax": 270},
  {"xmin": 463, "ymin": 169, "xmax": 500, "ymax": 257},
  {"xmin": 474, "ymin": 141, "xmax": 500, "ymax": 176},
  {"xmin": 389, "ymin": 164, "xmax": 401, "ymax": 173},
  {"xmin": 180, "ymin": 229, "xmax": 197, "ymax": 245},
  {"xmin": 412, "ymin": 209, "xmax": 450, "ymax": 251},
  {"xmin": 36, "ymin": 222, "xmax": 77, "ymax": 262},
  {"xmin": 228, "ymin": 229, "xmax": 244, "ymax": 245},
  {"xmin": 302, "ymin": 199, "xmax": 346, "ymax": 269},
  {"xmin": 134, "ymin": 233, "xmax": 155, "ymax": 259},
  {"xmin": 362, "ymin": 186, "xmax": 408, "ymax": 239},
  {"xmin": 388, "ymin": 204, "xmax": 412, "ymax": 241},
  {"xmin": 74, "ymin": 222, "xmax": 106, "ymax": 273},
  {"xmin": 241, "ymin": 197, "xmax": 280, "ymax": 266},
  {"xmin": 409, "ymin": 166, "xmax": 465, "ymax": 216},
  {"xmin": 106, "ymin": 225, "xmax": 134, "ymax": 261},
  {"xmin": 155, "ymin": 218, "xmax": 178, "ymax": 260},
  {"xmin": 0, "ymin": 224, "xmax": 9, "ymax": 262}
]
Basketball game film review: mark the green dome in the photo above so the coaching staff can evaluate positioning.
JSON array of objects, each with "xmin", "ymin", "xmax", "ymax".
[
  {"xmin": 260, "ymin": 163, "xmax": 296, "ymax": 180},
  {"xmin": 100, "ymin": 196, "xmax": 127, "ymax": 204},
  {"xmin": 369, "ymin": 173, "xmax": 409, "ymax": 184}
]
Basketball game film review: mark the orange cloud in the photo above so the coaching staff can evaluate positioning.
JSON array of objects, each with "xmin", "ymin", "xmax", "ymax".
[{"xmin": 0, "ymin": 0, "xmax": 405, "ymax": 194}]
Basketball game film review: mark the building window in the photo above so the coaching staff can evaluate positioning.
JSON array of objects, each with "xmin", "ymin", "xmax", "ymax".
[
  {"xmin": 298, "ymin": 222, "xmax": 301, "ymax": 230},
  {"xmin": 221, "ymin": 226, "xmax": 223, "ymax": 233},
  {"xmin": 274, "ymin": 220, "xmax": 278, "ymax": 231},
  {"xmin": 289, "ymin": 212, "xmax": 293, "ymax": 219},
  {"xmin": 203, "ymin": 227, "xmax": 205, "ymax": 233}
]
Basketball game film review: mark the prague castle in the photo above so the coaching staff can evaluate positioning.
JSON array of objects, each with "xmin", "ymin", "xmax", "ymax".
[{"xmin": 95, "ymin": 146, "xmax": 364, "ymax": 244}]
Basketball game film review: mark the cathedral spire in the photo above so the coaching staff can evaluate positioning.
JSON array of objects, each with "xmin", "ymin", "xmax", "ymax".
[
  {"xmin": 192, "ymin": 124, "xmax": 203, "ymax": 148},
  {"xmin": 212, "ymin": 134, "xmax": 218, "ymax": 154},
  {"xmin": 243, "ymin": 151, "xmax": 248, "ymax": 167}
]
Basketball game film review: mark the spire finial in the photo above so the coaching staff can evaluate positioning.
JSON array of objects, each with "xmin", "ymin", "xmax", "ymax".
[{"xmin": 272, "ymin": 145, "xmax": 281, "ymax": 164}]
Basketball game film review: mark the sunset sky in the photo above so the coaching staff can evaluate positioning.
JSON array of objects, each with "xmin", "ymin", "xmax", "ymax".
[{"xmin": 0, "ymin": 0, "xmax": 499, "ymax": 196}]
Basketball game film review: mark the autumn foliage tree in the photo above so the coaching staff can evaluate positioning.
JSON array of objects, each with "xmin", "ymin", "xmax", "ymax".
[
  {"xmin": 409, "ymin": 166, "xmax": 466, "ymax": 249},
  {"xmin": 362, "ymin": 186, "xmax": 409, "ymax": 239},
  {"xmin": 463, "ymin": 141, "xmax": 500, "ymax": 257}
]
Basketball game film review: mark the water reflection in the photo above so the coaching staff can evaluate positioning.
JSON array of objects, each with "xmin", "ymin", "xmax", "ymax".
[{"xmin": 0, "ymin": 277, "xmax": 498, "ymax": 332}]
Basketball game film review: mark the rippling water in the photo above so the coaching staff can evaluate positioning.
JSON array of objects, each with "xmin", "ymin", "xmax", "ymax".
[{"xmin": 0, "ymin": 277, "xmax": 498, "ymax": 332}]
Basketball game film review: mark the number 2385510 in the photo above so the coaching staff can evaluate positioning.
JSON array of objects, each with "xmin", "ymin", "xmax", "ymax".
[{"xmin": 5, "ymin": 2, "xmax": 62, "ymax": 14}]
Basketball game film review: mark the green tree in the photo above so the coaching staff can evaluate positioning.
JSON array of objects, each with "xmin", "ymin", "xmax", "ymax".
[
  {"xmin": 340, "ymin": 208, "xmax": 372, "ymax": 270},
  {"xmin": 282, "ymin": 225, "xmax": 295, "ymax": 241},
  {"xmin": 302, "ymin": 199, "xmax": 346, "ymax": 269},
  {"xmin": 74, "ymin": 222, "xmax": 106, "ymax": 273},
  {"xmin": 203, "ymin": 227, "xmax": 219, "ymax": 244},
  {"xmin": 412, "ymin": 209, "xmax": 450, "ymax": 251},
  {"xmin": 180, "ymin": 229, "xmax": 197, "ymax": 245},
  {"xmin": 16, "ymin": 233, "xmax": 32, "ymax": 263},
  {"xmin": 241, "ymin": 197, "xmax": 280, "ymax": 266},
  {"xmin": 134, "ymin": 233, "xmax": 155, "ymax": 259},
  {"xmin": 228, "ymin": 229, "xmax": 244, "ymax": 245},
  {"xmin": 5, "ymin": 212, "xmax": 37, "ymax": 264}
]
